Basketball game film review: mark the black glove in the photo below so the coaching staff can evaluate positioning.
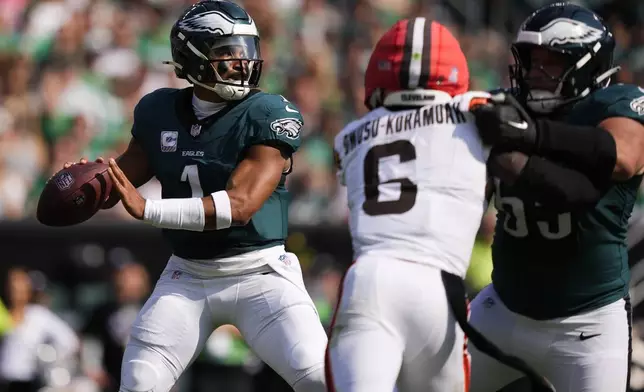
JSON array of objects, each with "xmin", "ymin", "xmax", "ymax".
[
  {"xmin": 471, "ymin": 93, "xmax": 538, "ymax": 152},
  {"xmin": 487, "ymin": 148, "xmax": 530, "ymax": 186}
]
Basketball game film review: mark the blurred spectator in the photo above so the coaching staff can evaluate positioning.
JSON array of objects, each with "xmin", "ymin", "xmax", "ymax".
[
  {"xmin": 81, "ymin": 262, "xmax": 150, "ymax": 392},
  {"xmin": 0, "ymin": 267, "xmax": 79, "ymax": 392}
]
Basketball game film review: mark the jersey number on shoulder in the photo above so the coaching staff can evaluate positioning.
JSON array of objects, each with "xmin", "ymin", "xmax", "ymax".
[
  {"xmin": 494, "ymin": 181, "xmax": 571, "ymax": 239},
  {"xmin": 181, "ymin": 164, "xmax": 203, "ymax": 197},
  {"xmin": 363, "ymin": 140, "xmax": 417, "ymax": 216}
]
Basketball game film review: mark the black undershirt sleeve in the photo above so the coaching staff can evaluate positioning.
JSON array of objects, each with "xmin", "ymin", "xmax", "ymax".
[
  {"xmin": 532, "ymin": 119, "xmax": 617, "ymax": 189},
  {"xmin": 488, "ymin": 150, "xmax": 602, "ymax": 212}
]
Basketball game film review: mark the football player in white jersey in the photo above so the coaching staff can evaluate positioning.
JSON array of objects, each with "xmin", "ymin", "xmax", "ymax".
[
  {"xmin": 325, "ymin": 18, "xmax": 555, "ymax": 392},
  {"xmin": 326, "ymin": 17, "xmax": 484, "ymax": 392}
]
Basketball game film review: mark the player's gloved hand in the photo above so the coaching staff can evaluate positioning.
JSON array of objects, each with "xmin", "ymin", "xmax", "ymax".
[
  {"xmin": 487, "ymin": 148, "xmax": 529, "ymax": 186},
  {"xmin": 471, "ymin": 93, "xmax": 538, "ymax": 152}
]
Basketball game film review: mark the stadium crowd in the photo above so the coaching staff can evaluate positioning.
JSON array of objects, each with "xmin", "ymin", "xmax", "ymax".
[
  {"xmin": 1, "ymin": 0, "xmax": 644, "ymax": 391},
  {"xmin": 0, "ymin": 0, "xmax": 643, "ymax": 223}
]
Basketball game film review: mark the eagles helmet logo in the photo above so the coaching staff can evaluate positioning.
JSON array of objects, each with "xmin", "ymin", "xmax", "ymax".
[
  {"xmin": 178, "ymin": 11, "xmax": 234, "ymax": 35},
  {"xmin": 270, "ymin": 118, "xmax": 302, "ymax": 140},
  {"xmin": 537, "ymin": 18, "xmax": 603, "ymax": 45}
]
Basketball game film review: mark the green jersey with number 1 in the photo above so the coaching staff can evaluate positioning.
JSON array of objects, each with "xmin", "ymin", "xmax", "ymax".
[
  {"xmin": 131, "ymin": 87, "xmax": 303, "ymax": 260},
  {"xmin": 492, "ymin": 83, "xmax": 644, "ymax": 320}
]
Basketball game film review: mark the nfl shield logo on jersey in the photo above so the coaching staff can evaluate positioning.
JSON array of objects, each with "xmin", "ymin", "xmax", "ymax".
[
  {"xmin": 190, "ymin": 124, "xmax": 202, "ymax": 137},
  {"xmin": 160, "ymin": 131, "xmax": 178, "ymax": 152},
  {"xmin": 279, "ymin": 254, "xmax": 291, "ymax": 266}
]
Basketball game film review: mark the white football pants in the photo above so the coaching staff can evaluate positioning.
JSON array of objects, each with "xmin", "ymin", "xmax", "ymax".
[
  {"xmin": 325, "ymin": 256, "xmax": 470, "ymax": 392},
  {"xmin": 119, "ymin": 252, "xmax": 327, "ymax": 392},
  {"xmin": 469, "ymin": 284, "xmax": 631, "ymax": 392}
]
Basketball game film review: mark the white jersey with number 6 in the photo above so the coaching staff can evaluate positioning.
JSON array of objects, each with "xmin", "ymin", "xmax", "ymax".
[{"xmin": 334, "ymin": 93, "xmax": 490, "ymax": 277}]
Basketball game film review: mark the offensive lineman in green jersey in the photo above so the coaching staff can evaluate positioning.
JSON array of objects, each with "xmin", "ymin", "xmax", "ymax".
[
  {"xmin": 466, "ymin": 3, "xmax": 644, "ymax": 392},
  {"xmin": 63, "ymin": 1, "xmax": 327, "ymax": 391}
]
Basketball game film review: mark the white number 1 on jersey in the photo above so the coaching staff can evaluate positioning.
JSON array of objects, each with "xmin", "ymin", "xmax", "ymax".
[{"xmin": 181, "ymin": 164, "xmax": 203, "ymax": 197}]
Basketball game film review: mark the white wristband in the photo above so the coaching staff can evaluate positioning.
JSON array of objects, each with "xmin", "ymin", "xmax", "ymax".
[
  {"xmin": 143, "ymin": 198, "xmax": 205, "ymax": 231},
  {"xmin": 211, "ymin": 190, "xmax": 232, "ymax": 230}
]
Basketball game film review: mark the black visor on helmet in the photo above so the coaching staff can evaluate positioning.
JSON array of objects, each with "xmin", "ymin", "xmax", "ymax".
[
  {"xmin": 200, "ymin": 35, "xmax": 262, "ymax": 87},
  {"xmin": 205, "ymin": 35, "xmax": 261, "ymax": 61}
]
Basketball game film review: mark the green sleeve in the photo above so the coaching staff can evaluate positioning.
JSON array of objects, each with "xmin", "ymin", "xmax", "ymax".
[
  {"xmin": 131, "ymin": 94, "xmax": 151, "ymax": 141},
  {"xmin": 576, "ymin": 84, "xmax": 644, "ymax": 125},
  {"xmin": 249, "ymin": 94, "xmax": 303, "ymax": 154},
  {"xmin": 130, "ymin": 105, "xmax": 141, "ymax": 140},
  {"xmin": 603, "ymin": 93, "xmax": 644, "ymax": 125},
  {"xmin": 130, "ymin": 88, "xmax": 177, "ymax": 142}
]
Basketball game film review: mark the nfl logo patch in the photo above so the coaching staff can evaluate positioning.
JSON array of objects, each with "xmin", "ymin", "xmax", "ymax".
[
  {"xmin": 279, "ymin": 254, "xmax": 291, "ymax": 266},
  {"xmin": 54, "ymin": 172, "xmax": 74, "ymax": 191},
  {"xmin": 190, "ymin": 124, "xmax": 202, "ymax": 137}
]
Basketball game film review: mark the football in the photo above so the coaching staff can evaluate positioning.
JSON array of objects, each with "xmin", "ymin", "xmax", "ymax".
[{"xmin": 37, "ymin": 162, "xmax": 112, "ymax": 227}]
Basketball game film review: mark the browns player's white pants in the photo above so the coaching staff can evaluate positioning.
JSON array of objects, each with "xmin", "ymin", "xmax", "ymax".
[
  {"xmin": 119, "ymin": 252, "xmax": 327, "ymax": 392},
  {"xmin": 325, "ymin": 256, "xmax": 470, "ymax": 392},
  {"xmin": 469, "ymin": 284, "xmax": 631, "ymax": 392}
]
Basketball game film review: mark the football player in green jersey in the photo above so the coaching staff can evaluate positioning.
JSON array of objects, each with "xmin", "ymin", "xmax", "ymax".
[
  {"xmin": 467, "ymin": 3, "xmax": 644, "ymax": 392},
  {"xmin": 63, "ymin": 1, "xmax": 327, "ymax": 391}
]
